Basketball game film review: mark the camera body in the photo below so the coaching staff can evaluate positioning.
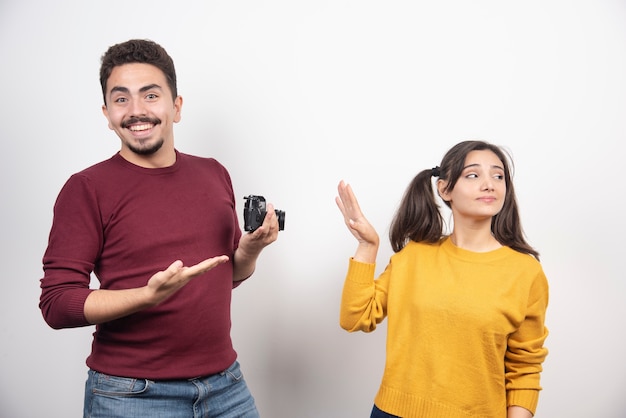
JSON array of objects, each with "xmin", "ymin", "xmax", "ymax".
[{"xmin": 243, "ymin": 195, "xmax": 285, "ymax": 232}]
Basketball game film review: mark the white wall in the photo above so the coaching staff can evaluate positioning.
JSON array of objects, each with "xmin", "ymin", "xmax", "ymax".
[{"xmin": 1, "ymin": 1, "xmax": 625, "ymax": 417}]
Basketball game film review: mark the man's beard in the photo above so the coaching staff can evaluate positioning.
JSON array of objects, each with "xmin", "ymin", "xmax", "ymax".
[{"xmin": 127, "ymin": 137, "xmax": 164, "ymax": 155}]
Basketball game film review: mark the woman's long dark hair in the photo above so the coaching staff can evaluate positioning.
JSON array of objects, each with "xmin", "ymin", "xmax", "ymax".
[{"xmin": 389, "ymin": 140, "xmax": 539, "ymax": 260}]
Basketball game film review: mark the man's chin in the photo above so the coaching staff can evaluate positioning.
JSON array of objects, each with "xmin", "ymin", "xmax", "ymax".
[{"xmin": 127, "ymin": 139, "xmax": 164, "ymax": 156}]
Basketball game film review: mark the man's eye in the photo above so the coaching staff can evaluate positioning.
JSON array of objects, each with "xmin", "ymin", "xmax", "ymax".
[{"xmin": 146, "ymin": 93, "xmax": 158, "ymax": 99}]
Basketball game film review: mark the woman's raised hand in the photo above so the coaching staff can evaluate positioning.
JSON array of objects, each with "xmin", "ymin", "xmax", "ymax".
[{"xmin": 336, "ymin": 181, "xmax": 379, "ymax": 262}]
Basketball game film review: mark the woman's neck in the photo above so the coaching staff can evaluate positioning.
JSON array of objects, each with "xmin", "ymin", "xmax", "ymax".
[{"xmin": 449, "ymin": 228, "xmax": 502, "ymax": 253}]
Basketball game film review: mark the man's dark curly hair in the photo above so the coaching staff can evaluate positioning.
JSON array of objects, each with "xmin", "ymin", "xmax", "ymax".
[{"xmin": 99, "ymin": 39, "xmax": 178, "ymax": 105}]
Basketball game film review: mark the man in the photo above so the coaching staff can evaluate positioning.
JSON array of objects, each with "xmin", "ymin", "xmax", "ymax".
[{"xmin": 39, "ymin": 39, "xmax": 278, "ymax": 417}]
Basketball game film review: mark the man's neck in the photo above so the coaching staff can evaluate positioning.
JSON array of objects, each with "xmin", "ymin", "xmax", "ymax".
[{"xmin": 119, "ymin": 148, "xmax": 177, "ymax": 168}]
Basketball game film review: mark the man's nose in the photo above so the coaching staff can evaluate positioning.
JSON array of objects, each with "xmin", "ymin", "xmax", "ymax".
[{"xmin": 129, "ymin": 99, "xmax": 147, "ymax": 117}]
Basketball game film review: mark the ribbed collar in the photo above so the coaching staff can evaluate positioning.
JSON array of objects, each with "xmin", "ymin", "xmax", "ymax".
[
  {"xmin": 112, "ymin": 149, "xmax": 182, "ymax": 175},
  {"xmin": 440, "ymin": 236, "xmax": 512, "ymax": 262}
]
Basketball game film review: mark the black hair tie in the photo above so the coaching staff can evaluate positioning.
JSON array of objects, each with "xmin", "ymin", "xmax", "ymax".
[{"xmin": 431, "ymin": 166, "xmax": 440, "ymax": 177}]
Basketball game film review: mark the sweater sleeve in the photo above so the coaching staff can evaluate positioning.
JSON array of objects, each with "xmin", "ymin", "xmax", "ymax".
[
  {"xmin": 39, "ymin": 174, "xmax": 100, "ymax": 329},
  {"xmin": 339, "ymin": 258, "xmax": 389, "ymax": 332},
  {"xmin": 505, "ymin": 268, "xmax": 550, "ymax": 414}
]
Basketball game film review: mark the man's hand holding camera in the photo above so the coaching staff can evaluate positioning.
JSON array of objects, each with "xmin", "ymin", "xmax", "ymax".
[
  {"xmin": 240, "ymin": 201, "xmax": 280, "ymax": 254},
  {"xmin": 233, "ymin": 201, "xmax": 281, "ymax": 282}
]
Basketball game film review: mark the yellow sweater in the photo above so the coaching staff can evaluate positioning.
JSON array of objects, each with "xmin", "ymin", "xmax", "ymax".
[{"xmin": 340, "ymin": 237, "xmax": 549, "ymax": 418}]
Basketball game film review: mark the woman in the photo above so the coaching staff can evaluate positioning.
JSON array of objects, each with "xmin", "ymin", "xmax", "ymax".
[{"xmin": 336, "ymin": 140, "xmax": 549, "ymax": 418}]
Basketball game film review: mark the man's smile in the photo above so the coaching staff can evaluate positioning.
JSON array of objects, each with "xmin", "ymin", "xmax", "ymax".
[{"xmin": 128, "ymin": 123, "xmax": 154, "ymax": 132}]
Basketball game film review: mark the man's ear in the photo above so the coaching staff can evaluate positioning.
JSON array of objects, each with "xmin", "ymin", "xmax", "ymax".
[
  {"xmin": 102, "ymin": 104, "xmax": 113, "ymax": 130},
  {"xmin": 173, "ymin": 95, "xmax": 183, "ymax": 123}
]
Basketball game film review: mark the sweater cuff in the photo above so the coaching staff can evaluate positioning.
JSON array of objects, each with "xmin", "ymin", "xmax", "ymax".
[
  {"xmin": 507, "ymin": 389, "xmax": 540, "ymax": 415},
  {"xmin": 347, "ymin": 258, "xmax": 376, "ymax": 284}
]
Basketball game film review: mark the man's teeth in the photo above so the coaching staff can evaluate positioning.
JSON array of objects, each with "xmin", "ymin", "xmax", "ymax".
[{"xmin": 129, "ymin": 124, "xmax": 153, "ymax": 131}]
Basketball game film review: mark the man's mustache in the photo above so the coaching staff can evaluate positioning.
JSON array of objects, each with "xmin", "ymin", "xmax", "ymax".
[{"xmin": 121, "ymin": 117, "xmax": 161, "ymax": 129}]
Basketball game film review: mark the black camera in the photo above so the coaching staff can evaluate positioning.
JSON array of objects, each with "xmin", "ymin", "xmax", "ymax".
[{"xmin": 243, "ymin": 195, "xmax": 285, "ymax": 232}]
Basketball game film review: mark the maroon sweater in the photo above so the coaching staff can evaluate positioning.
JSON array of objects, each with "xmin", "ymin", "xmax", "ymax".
[{"xmin": 40, "ymin": 151, "xmax": 243, "ymax": 379}]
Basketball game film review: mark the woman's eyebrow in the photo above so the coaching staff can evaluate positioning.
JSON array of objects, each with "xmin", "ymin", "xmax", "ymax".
[{"xmin": 462, "ymin": 163, "xmax": 505, "ymax": 170}]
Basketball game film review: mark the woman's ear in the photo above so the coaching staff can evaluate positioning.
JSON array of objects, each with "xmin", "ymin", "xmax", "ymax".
[{"xmin": 437, "ymin": 179, "xmax": 451, "ymax": 202}]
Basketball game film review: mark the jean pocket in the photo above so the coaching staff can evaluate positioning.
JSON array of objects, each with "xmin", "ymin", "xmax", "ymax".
[
  {"xmin": 223, "ymin": 361, "xmax": 244, "ymax": 382},
  {"xmin": 90, "ymin": 371, "xmax": 150, "ymax": 397}
]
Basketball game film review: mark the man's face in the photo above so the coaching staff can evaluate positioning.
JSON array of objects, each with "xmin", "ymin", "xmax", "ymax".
[{"xmin": 102, "ymin": 63, "xmax": 182, "ymax": 165}]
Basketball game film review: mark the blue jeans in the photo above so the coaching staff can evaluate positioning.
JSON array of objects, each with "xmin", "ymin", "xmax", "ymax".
[
  {"xmin": 371, "ymin": 404, "xmax": 400, "ymax": 418},
  {"xmin": 84, "ymin": 361, "xmax": 259, "ymax": 418}
]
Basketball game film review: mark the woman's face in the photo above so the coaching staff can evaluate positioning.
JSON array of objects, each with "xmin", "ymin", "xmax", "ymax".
[{"xmin": 438, "ymin": 149, "xmax": 507, "ymax": 222}]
